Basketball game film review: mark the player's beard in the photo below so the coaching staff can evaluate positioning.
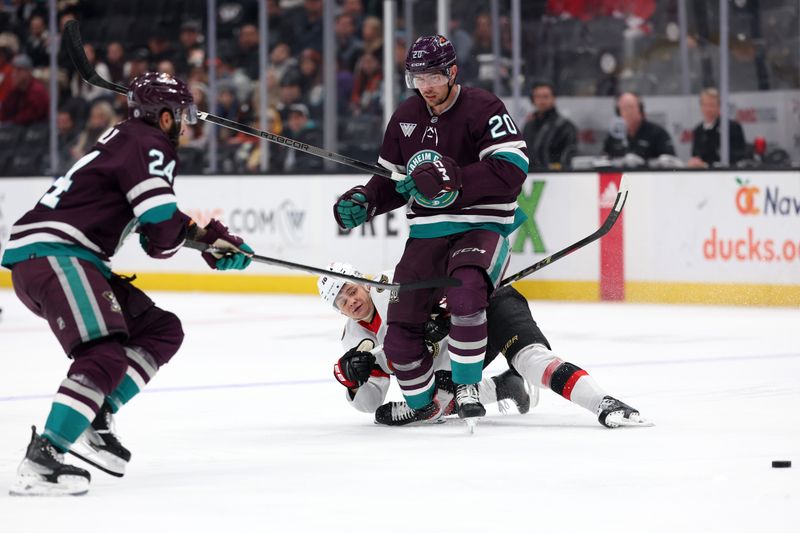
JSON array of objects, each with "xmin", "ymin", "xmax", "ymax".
[{"xmin": 167, "ymin": 119, "xmax": 181, "ymax": 148}]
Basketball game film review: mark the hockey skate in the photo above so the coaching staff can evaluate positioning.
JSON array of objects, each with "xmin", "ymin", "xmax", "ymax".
[
  {"xmin": 493, "ymin": 369, "xmax": 534, "ymax": 415},
  {"xmin": 455, "ymin": 383, "xmax": 485, "ymax": 434},
  {"xmin": 9, "ymin": 426, "xmax": 91, "ymax": 496},
  {"xmin": 374, "ymin": 393, "xmax": 449, "ymax": 426},
  {"xmin": 69, "ymin": 402, "xmax": 131, "ymax": 477},
  {"xmin": 597, "ymin": 396, "xmax": 653, "ymax": 428}
]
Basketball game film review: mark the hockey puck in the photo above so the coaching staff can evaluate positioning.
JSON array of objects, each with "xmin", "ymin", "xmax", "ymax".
[{"xmin": 771, "ymin": 460, "xmax": 791, "ymax": 468}]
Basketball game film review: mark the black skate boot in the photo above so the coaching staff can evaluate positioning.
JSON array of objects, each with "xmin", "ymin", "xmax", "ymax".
[
  {"xmin": 455, "ymin": 383, "xmax": 486, "ymax": 419},
  {"xmin": 597, "ymin": 396, "xmax": 653, "ymax": 428},
  {"xmin": 493, "ymin": 369, "xmax": 531, "ymax": 414},
  {"xmin": 375, "ymin": 395, "xmax": 445, "ymax": 426},
  {"xmin": 69, "ymin": 402, "xmax": 131, "ymax": 477},
  {"xmin": 9, "ymin": 426, "xmax": 91, "ymax": 496}
]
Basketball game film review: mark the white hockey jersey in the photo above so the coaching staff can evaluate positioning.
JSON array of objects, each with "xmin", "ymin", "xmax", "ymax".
[{"xmin": 340, "ymin": 271, "xmax": 452, "ymax": 413}]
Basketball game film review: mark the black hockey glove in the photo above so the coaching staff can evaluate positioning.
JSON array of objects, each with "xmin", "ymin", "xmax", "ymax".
[
  {"xmin": 424, "ymin": 308, "xmax": 451, "ymax": 344},
  {"xmin": 334, "ymin": 345, "xmax": 377, "ymax": 389}
]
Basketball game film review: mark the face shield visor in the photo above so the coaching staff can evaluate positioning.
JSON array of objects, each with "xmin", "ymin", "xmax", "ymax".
[
  {"xmin": 177, "ymin": 103, "xmax": 199, "ymax": 125},
  {"xmin": 404, "ymin": 67, "xmax": 453, "ymax": 90}
]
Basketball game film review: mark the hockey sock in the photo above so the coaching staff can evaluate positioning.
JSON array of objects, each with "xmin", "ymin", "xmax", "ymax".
[
  {"xmin": 512, "ymin": 344, "xmax": 606, "ymax": 414},
  {"xmin": 43, "ymin": 375, "xmax": 105, "ymax": 452},
  {"xmin": 448, "ymin": 310, "xmax": 487, "ymax": 384},
  {"xmin": 477, "ymin": 376, "xmax": 498, "ymax": 405},
  {"xmin": 395, "ymin": 355, "xmax": 436, "ymax": 409},
  {"xmin": 107, "ymin": 347, "xmax": 159, "ymax": 413}
]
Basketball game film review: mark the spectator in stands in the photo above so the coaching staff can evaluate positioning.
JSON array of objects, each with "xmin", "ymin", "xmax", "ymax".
[
  {"xmin": 69, "ymin": 100, "xmax": 115, "ymax": 161},
  {"xmin": 687, "ymin": 87, "xmax": 747, "ymax": 168},
  {"xmin": 277, "ymin": 69, "xmax": 305, "ymax": 123},
  {"xmin": 0, "ymin": 54, "xmax": 48, "ymax": 125},
  {"xmin": 522, "ymin": 81, "xmax": 578, "ymax": 170},
  {"xmin": 70, "ymin": 43, "xmax": 110, "ymax": 102},
  {"xmin": 286, "ymin": 0, "xmax": 324, "ymax": 53},
  {"xmin": 298, "ymin": 48, "xmax": 323, "ymax": 118},
  {"xmin": 127, "ymin": 48, "xmax": 151, "ymax": 82},
  {"xmin": 157, "ymin": 59, "xmax": 176, "ymax": 77},
  {"xmin": 146, "ymin": 28, "xmax": 180, "ymax": 71},
  {"xmin": 341, "ymin": 0, "xmax": 366, "ymax": 38},
  {"xmin": 335, "ymin": 13, "xmax": 363, "ymax": 73},
  {"xmin": 22, "ymin": 14, "xmax": 48, "ymax": 68},
  {"xmin": 350, "ymin": 50, "xmax": 382, "ymax": 116},
  {"xmin": 282, "ymin": 103, "xmax": 322, "ymax": 172},
  {"xmin": 268, "ymin": 42, "xmax": 299, "ymax": 85},
  {"xmin": 472, "ymin": 12, "xmax": 511, "ymax": 92},
  {"xmin": 176, "ymin": 20, "xmax": 203, "ymax": 78},
  {"xmin": 56, "ymin": 105, "xmax": 80, "ymax": 173},
  {"xmin": 226, "ymin": 23, "xmax": 260, "ymax": 81},
  {"xmin": 602, "ymin": 92, "xmax": 675, "ymax": 163},
  {"xmin": 105, "ymin": 41, "xmax": 127, "ymax": 85},
  {"xmin": 360, "ymin": 16, "xmax": 383, "ymax": 59},
  {"xmin": 215, "ymin": 80, "xmax": 242, "ymax": 143},
  {"xmin": 0, "ymin": 45, "xmax": 13, "ymax": 105}
]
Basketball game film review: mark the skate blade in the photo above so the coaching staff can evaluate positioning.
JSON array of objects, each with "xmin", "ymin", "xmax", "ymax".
[
  {"xmin": 69, "ymin": 439, "xmax": 127, "ymax": 477},
  {"xmin": 605, "ymin": 412, "xmax": 655, "ymax": 428},
  {"xmin": 9, "ymin": 475, "xmax": 89, "ymax": 497},
  {"xmin": 465, "ymin": 418, "xmax": 478, "ymax": 434}
]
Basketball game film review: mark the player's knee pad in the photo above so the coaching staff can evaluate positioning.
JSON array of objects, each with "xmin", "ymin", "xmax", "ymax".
[
  {"xmin": 69, "ymin": 337, "xmax": 128, "ymax": 395},
  {"xmin": 132, "ymin": 309, "xmax": 184, "ymax": 366},
  {"xmin": 384, "ymin": 322, "xmax": 427, "ymax": 365},
  {"xmin": 446, "ymin": 267, "xmax": 489, "ymax": 317}
]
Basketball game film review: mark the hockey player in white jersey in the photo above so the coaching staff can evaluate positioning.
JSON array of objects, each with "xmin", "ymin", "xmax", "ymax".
[
  {"xmin": 319, "ymin": 263, "xmax": 652, "ymax": 428},
  {"xmin": 320, "ymin": 263, "xmax": 531, "ymax": 425}
]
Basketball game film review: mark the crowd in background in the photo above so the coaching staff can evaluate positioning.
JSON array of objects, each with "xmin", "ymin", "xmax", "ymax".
[{"xmin": 0, "ymin": 0, "xmax": 797, "ymax": 176}]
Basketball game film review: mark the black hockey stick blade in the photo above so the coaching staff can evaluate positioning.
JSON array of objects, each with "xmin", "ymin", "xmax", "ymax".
[
  {"xmin": 499, "ymin": 175, "xmax": 630, "ymax": 287},
  {"xmin": 64, "ymin": 20, "xmax": 127, "ymax": 95},
  {"xmin": 62, "ymin": 20, "xmax": 394, "ymax": 179},
  {"xmin": 182, "ymin": 240, "xmax": 460, "ymax": 293}
]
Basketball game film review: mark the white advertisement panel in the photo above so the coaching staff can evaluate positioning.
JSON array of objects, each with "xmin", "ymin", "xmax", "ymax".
[
  {"xmin": 625, "ymin": 171, "xmax": 800, "ymax": 284},
  {"xmin": 0, "ymin": 174, "xmax": 600, "ymax": 282}
]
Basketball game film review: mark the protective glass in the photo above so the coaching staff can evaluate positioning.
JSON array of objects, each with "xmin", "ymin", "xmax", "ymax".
[{"xmin": 405, "ymin": 70, "xmax": 451, "ymax": 89}]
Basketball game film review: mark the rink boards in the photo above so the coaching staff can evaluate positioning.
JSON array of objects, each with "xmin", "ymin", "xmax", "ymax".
[{"xmin": 1, "ymin": 171, "xmax": 798, "ymax": 306}]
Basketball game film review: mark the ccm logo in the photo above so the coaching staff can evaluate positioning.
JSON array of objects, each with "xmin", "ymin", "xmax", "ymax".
[
  {"xmin": 433, "ymin": 159, "xmax": 450, "ymax": 183},
  {"xmin": 452, "ymin": 247, "xmax": 486, "ymax": 257}
]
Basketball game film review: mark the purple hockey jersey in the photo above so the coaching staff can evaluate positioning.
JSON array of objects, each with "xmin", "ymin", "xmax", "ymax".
[
  {"xmin": 366, "ymin": 85, "xmax": 529, "ymax": 238},
  {"xmin": 1, "ymin": 119, "xmax": 190, "ymax": 276}
]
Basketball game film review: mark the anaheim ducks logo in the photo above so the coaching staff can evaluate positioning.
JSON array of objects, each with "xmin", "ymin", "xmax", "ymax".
[{"xmin": 406, "ymin": 150, "xmax": 459, "ymax": 209}]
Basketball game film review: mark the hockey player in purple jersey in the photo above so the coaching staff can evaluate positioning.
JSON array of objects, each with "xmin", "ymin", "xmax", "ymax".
[
  {"xmin": 2, "ymin": 72, "xmax": 254, "ymax": 496},
  {"xmin": 333, "ymin": 35, "xmax": 529, "ymax": 429}
]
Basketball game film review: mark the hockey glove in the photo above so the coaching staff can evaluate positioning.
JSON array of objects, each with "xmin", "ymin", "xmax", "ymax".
[
  {"xmin": 424, "ymin": 307, "xmax": 451, "ymax": 344},
  {"xmin": 397, "ymin": 156, "xmax": 463, "ymax": 200},
  {"xmin": 196, "ymin": 219, "xmax": 254, "ymax": 270},
  {"xmin": 334, "ymin": 186, "xmax": 372, "ymax": 229},
  {"xmin": 334, "ymin": 341, "xmax": 377, "ymax": 388}
]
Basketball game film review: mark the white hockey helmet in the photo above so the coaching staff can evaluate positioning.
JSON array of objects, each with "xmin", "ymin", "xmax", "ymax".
[{"xmin": 318, "ymin": 262, "xmax": 362, "ymax": 309}]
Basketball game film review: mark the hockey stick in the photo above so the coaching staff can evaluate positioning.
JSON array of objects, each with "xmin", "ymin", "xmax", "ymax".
[
  {"xmin": 499, "ymin": 176, "xmax": 629, "ymax": 287},
  {"xmin": 182, "ymin": 240, "xmax": 459, "ymax": 293},
  {"xmin": 62, "ymin": 20, "xmax": 397, "ymax": 179}
]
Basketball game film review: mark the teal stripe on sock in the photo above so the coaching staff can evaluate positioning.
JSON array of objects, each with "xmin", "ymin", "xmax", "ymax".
[
  {"xmin": 107, "ymin": 374, "xmax": 141, "ymax": 410},
  {"xmin": 404, "ymin": 382, "xmax": 435, "ymax": 409},
  {"xmin": 55, "ymin": 256, "xmax": 103, "ymax": 339},
  {"xmin": 452, "ymin": 361, "xmax": 484, "ymax": 385},
  {"xmin": 43, "ymin": 403, "xmax": 92, "ymax": 452}
]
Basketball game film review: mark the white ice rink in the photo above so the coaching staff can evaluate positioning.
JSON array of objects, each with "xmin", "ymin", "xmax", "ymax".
[{"xmin": 0, "ymin": 288, "xmax": 797, "ymax": 532}]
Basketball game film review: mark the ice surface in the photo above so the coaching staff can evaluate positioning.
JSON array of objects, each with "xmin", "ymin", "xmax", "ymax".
[{"xmin": 0, "ymin": 289, "xmax": 797, "ymax": 532}]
